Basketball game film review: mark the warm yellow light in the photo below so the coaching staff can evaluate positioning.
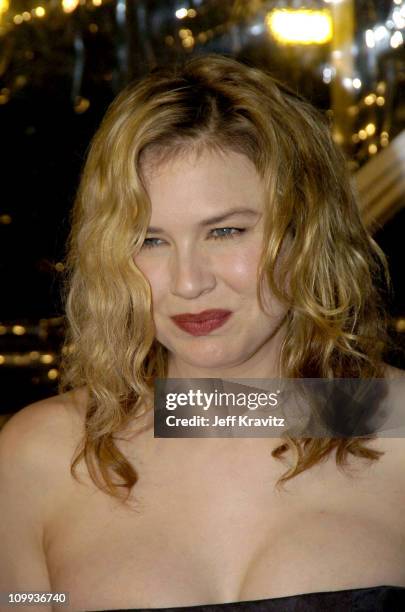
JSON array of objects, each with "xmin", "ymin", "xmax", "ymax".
[
  {"xmin": 358, "ymin": 130, "xmax": 367, "ymax": 140},
  {"xmin": 34, "ymin": 6, "xmax": 46, "ymax": 17},
  {"xmin": 0, "ymin": 214, "xmax": 11, "ymax": 223},
  {"xmin": 48, "ymin": 368, "xmax": 59, "ymax": 380},
  {"xmin": 13, "ymin": 355, "xmax": 25, "ymax": 365},
  {"xmin": 13, "ymin": 14, "xmax": 23, "ymax": 24},
  {"xmin": 266, "ymin": 9, "xmax": 333, "ymax": 45},
  {"xmin": 364, "ymin": 93, "xmax": 376, "ymax": 105},
  {"xmin": 0, "ymin": 325, "xmax": 6, "ymax": 334},
  {"xmin": 12, "ymin": 325, "xmax": 26, "ymax": 335},
  {"xmin": 179, "ymin": 28, "xmax": 191, "ymax": 38},
  {"xmin": 390, "ymin": 31, "xmax": 403, "ymax": 48},
  {"xmin": 182, "ymin": 36, "xmax": 194, "ymax": 48},
  {"xmin": 40, "ymin": 353, "xmax": 54, "ymax": 364},
  {"xmin": 29, "ymin": 351, "xmax": 40, "ymax": 359},
  {"xmin": 0, "ymin": 355, "xmax": 4, "ymax": 365},
  {"xmin": 365, "ymin": 123, "xmax": 376, "ymax": 136},
  {"xmin": 74, "ymin": 96, "xmax": 90, "ymax": 113},
  {"xmin": 15, "ymin": 75, "xmax": 27, "ymax": 87},
  {"xmin": 0, "ymin": 0, "xmax": 9, "ymax": 17},
  {"xmin": 376, "ymin": 96, "xmax": 385, "ymax": 106},
  {"xmin": 187, "ymin": 8, "xmax": 196, "ymax": 18},
  {"xmin": 22, "ymin": 11, "xmax": 31, "ymax": 20},
  {"xmin": 92, "ymin": 0, "xmax": 102, "ymax": 6},
  {"xmin": 380, "ymin": 133, "xmax": 389, "ymax": 147},
  {"xmin": 175, "ymin": 8, "xmax": 187, "ymax": 19},
  {"xmin": 62, "ymin": 0, "xmax": 78, "ymax": 13},
  {"xmin": 368, "ymin": 144, "xmax": 378, "ymax": 155},
  {"xmin": 396, "ymin": 318, "xmax": 405, "ymax": 332}
]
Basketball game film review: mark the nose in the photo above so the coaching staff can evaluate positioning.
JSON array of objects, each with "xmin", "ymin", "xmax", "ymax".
[{"xmin": 169, "ymin": 246, "xmax": 216, "ymax": 299}]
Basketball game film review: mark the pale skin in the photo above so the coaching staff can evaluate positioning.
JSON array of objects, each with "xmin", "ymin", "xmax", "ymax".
[
  {"xmin": 0, "ymin": 149, "xmax": 405, "ymax": 612},
  {"xmin": 135, "ymin": 148, "xmax": 289, "ymax": 380}
]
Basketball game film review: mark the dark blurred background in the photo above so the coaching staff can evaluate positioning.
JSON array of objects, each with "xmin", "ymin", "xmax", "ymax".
[{"xmin": 0, "ymin": 0, "xmax": 404, "ymax": 414}]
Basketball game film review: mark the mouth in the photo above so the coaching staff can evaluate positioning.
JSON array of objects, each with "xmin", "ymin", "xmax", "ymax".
[{"xmin": 170, "ymin": 309, "xmax": 232, "ymax": 336}]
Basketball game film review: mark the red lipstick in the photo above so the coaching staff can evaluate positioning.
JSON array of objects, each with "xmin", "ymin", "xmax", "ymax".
[{"xmin": 171, "ymin": 309, "xmax": 232, "ymax": 336}]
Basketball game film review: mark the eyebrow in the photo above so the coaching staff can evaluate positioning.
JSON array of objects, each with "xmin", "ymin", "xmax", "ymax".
[{"xmin": 147, "ymin": 207, "xmax": 260, "ymax": 233}]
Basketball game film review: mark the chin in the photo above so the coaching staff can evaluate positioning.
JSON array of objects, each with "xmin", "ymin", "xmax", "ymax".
[
  {"xmin": 182, "ymin": 358, "xmax": 237, "ymax": 374},
  {"xmin": 176, "ymin": 342, "xmax": 244, "ymax": 372}
]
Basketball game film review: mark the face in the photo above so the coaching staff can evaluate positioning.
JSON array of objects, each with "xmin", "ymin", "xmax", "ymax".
[{"xmin": 134, "ymin": 148, "xmax": 289, "ymax": 378}]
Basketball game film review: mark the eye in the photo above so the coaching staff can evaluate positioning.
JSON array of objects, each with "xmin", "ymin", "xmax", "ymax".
[
  {"xmin": 210, "ymin": 227, "xmax": 246, "ymax": 240},
  {"xmin": 141, "ymin": 237, "xmax": 166, "ymax": 249}
]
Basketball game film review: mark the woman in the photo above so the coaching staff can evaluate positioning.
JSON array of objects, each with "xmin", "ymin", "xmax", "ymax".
[{"xmin": 1, "ymin": 55, "xmax": 405, "ymax": 612}]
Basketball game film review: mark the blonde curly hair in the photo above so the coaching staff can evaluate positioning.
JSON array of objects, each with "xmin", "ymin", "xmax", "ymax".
[{"xmin": 60, "ymin": 54, "xmax": 389, "ymax": 501}]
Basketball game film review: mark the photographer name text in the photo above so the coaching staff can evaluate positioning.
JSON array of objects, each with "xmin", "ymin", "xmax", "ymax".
[{"xmin": 166, "ymin": 414, "xmax": 285, "ymax": 427}]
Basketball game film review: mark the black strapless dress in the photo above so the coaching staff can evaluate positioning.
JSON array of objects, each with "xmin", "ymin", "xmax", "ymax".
[{"xmin": 98, "ymin": 585, "xmax": 405, "ymax": 612}]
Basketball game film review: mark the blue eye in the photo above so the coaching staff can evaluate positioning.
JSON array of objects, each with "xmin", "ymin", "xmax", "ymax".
[
  {"xmin": 141, "ymin": 227, "xmax": 246, "ymax": 249},
  {"xmin": 210, "ymin": 227, "xmax": 246, "ymax": 240},
  {"xmin": 141, "ymin": 237, "xmax": 165, "ymax": 249}
]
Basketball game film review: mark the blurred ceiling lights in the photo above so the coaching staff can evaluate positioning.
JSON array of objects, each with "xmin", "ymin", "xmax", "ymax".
[
  {"xmin": 265, "ymin": 8, "xmax": 333, "ymax": 45},
  {"xmin": 356, "ymin": 130, "xmax": 405, "ymax": 227},
  {"xmin": 0, "ymin": 0, "xmax": 8, "ymax": 19}
]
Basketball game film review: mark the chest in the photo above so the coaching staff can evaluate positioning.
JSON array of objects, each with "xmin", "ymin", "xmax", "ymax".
[{"xmin": 45, "ymin": 438, "xmax": 405, "ymax": 610}]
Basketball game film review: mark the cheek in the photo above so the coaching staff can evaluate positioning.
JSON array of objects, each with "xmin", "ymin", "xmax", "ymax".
[
  {"xmin": 133, "ymin": 257, "xmax": 166, "ymax": 305},
  {"xmin": 218, "ymin": 246, "xmax": 261, "ymax": 291},
  {"xmin": 260, "ymin": 283, "xmax": 281, "ymax": 312},
  {"xmin": 258, "ymin": 275, "xmax": 289, "ymax": 319}
]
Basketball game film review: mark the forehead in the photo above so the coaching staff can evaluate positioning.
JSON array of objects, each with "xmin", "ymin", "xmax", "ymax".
[{"xmin": 140, "ymin": 147, "xmax": 265, "ymax": 220}]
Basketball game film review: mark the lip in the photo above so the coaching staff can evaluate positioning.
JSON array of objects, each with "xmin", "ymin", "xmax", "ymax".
[{"xmin": 170, "ymin": 309, "xmax": 232, "ymax": 336}]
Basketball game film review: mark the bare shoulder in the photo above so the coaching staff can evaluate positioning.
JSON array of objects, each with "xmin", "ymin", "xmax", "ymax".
[
  {"xmin": 0, "ymin": 387, "xmax": 88, "ymax": 486},
  {"xmin": 0, "ymin": 390, "xmax": 88, "ymax": 597},
  {"xmin": 383, "ymin": 363, "xmax": 405, "ymax": 378},
  {"xmin": 0, "ymin": 387, "xmax": 89, "ymax": 552}
]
